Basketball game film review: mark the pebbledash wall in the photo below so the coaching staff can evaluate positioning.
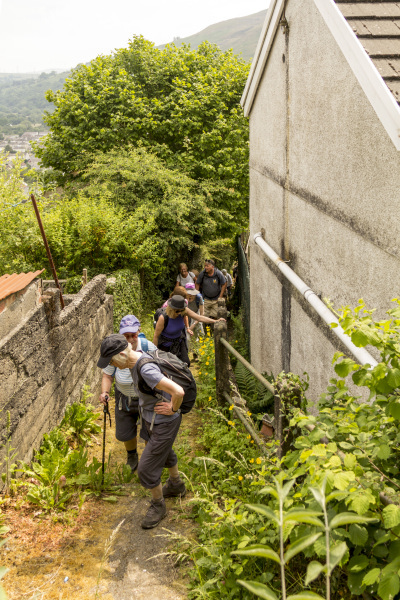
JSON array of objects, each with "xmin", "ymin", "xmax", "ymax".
[
  {"xmin": 242, "ymin": 0, "xmax": 400, "ymax": 402},
  {"xmin": 0, "ymin": 275, "xmax": 113, "ymax": 463}
]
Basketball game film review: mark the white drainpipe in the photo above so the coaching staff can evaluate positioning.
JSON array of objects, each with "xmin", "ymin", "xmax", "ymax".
[{"xmin": 254, "ymin": 232, "xmax": 378, "ymax": 367}]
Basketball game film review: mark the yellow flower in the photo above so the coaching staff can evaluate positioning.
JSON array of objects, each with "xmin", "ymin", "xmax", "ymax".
[
  {"xmin": 209, "ymin": 396, "xmax": 212, "ymax": 401},
  {"xmin": 235, "ymin": 340, "xmax": 238, "ymax": 343},
  {"xmin": 228, "ymin": 421, "xmax": 235, "ymax": 426},
  {"xmin": 205, "ymin": 362, "xmax": 209, "ymax": 366},
  {"xmin": 229, "ymin": 405, "xmax": 234, "ymax": 411},
  {"xmin": 205, "ymin": 373, "xmax": 208, "ymax": 375},
  {"xmin": 249, "ymin": 458, "xmax": 254, "ymax": 464},
  {"xmin": 238, "ymin": 476, "xmax": 243, "ymax": 481},
  {"xmin": 251, "ymin": 440, "xmax": 254, "ymax": 444},
  {"xmin": 247, "ymin": 411, "xmax": 252, "ymax": 416},
  {"xmin": 214, "ymin": 377, "xmax": 216, "ymax": 380},
  {"xmin": 247, "ymin": 435, "xmax": 251, "ymax": 439},
  {"xmin": 198, "ymin": 372, "xmax": 202, "ymax": 375},
  {"xmin": 256, "ymin": 458, "xmax": 262, "ymax": 465}
]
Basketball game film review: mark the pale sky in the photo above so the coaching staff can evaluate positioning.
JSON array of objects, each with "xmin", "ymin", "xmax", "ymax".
[{"xmin": 0, "ymin": 0, "xmax": 268, "ymax": 73}]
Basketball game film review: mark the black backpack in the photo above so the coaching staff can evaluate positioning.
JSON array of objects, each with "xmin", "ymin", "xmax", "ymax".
[
  {"xmin": 137, "ymin": 350, "xmax": 197, "ymax": 414},
  {"xmin": 153, "ymin": 307, "xmax": 169, "ymax": 329}
]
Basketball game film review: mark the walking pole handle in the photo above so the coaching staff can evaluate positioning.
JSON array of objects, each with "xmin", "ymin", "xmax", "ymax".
[{"xmin": 104, "ymin": 394, "xmax": 112, "ymax": 426}]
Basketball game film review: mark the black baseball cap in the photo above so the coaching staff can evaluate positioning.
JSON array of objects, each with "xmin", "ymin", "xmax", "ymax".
[{"xmin": 97, "ymin": 334, "xmax": 128, "ymax": 368}]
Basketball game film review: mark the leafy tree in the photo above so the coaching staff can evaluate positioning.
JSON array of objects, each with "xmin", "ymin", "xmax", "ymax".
[{"xmin": 35, "ymin": 37, "xmax": 250, "ymax": 226}]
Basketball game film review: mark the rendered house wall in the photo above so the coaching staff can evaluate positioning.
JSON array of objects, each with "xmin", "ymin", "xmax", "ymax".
[{"xmin": 248, "ymin": 0, "xmax": 400, "ymax": 401}]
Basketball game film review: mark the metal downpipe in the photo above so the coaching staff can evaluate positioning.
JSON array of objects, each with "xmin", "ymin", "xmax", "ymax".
[{"xmin": 254, "ymin": 232, "xmax": 378, "ymax": 367}]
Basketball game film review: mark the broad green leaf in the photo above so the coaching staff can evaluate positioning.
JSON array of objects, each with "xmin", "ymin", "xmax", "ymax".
[
  {"xmin": 362, "ymin": 568, "xmax": 380, "ymax": 586},
  {"xmin": 338, "ymin": 441, "xmax": 354, "ymax": 450},
  {"xmin": 348, "ymin": 554, "xmax": 369, "ymax": 573},
  {"xmin": 283, "ymin": 509, "xmax": 324, "ymax": 527},
  {"xmin": 353, "ymin": 369, "xmax": 373, "ymax": 387},
  {"xmin": 378, "ymin": 573, "xmax": 400, "ymax": 600},
  {"xmin": 349, "ymin": 494, "xmax": 370, "ymax": 516},
  {"xmin": 287, "ymin": 593, "xmax": 325, "ymax": 600},
  {"xmin": 246, "ymin": 504, "xmax": 278, "ymax": 524},
  {"xmin": 377, "ymin": 444, "xmax": 391, "ymax": 460},
  {"xmin": 284, "ymin": 533, "xmax": 322, "ymax": 564},
  {"xmin": 309, "ymin": 486, "xmax": 324, "ymax": 509},
  {"xmin": 232, "ymin": 544, "xmax": 280, "ymax": 564},
  {"xmin": 260, "ymin": 486, "xmax": 279, "ymax": 500},
  {"xmin": 311, "ymin": 444, "xmax": 326, "ymax": 457},
  {"xmin": 383, "ymin": 504, "xmax": 400, "ymax": 529},
  {"xmin": 326, "ymin": 442, "xmax": 337, "ymax": 453},
  {"xmin": 329, "ymin": 542, "xmax": 348, "ymax": 571},
  {"xmin": 387, "ymin": 368, "xmax": 400, "ymax": 389},
  {"xmin": 388, "ymin": 401, "xmax": 400, "ymax": 421},
  {"xmin": 333, "ymin": 471, "xmax": 355, "ymax": 491},
  {"xmin": 281, "ymin": 479, "xmax": 296, "ymax": 501},
  {"xmin": 326, "ymin": 490, "xmax": 348, "ymax": 503},
  {"xmin": 335, "ymin": 358, "xmax": 357, "ymax": 378},
  {"xmin": 351, "ymin": 329, "xmax": 369, "ymax": 347},
  {"xmin": 344, "ymin": 454, "xmax": 357, "ymax": 469},
  {"xmin": 347, "ymin": 571, "xmax": 366, "ymax": 594},
  {"xmin": 237, "ymin": 580, "xmax": 278, "ymax": 600},
  {"xmin": 330, "ymin": 513, "xmax": 378, "ymax": 529},
  {"xmin": 349, "ymin": 524, "xmax": 368, "ymax": 546},
  {"xmin": 305, "ymin": 561, "xmax": 325, "ymax": 585},
  {"xmin": 102, "ymin": 496, "xmax": 118, "ymax": 503}
]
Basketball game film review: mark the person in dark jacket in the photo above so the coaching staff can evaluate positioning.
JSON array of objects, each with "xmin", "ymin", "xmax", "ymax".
[{"xmin": 196, "ymin": 259, "xmax": 227, "ymax": 318}]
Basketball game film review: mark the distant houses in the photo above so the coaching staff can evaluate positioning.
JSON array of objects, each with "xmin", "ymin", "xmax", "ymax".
[{"xmin": 0, "ymin": 131, "xmax": 46, "ymax": 166}]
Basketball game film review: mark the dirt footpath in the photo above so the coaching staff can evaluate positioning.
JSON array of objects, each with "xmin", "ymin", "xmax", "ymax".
[{"xmin": 2, "ymin": 403, "xmax": 200, "ymax": 600}]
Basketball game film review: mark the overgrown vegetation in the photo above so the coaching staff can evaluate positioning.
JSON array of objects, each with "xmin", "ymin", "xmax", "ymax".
[
  {"xmin": 176, "ymin": 300, "xmax": 400, "ymax": 600},
  {"xmin": 1, "ymin": 387, "xmax": 133, "ymax": 513}
]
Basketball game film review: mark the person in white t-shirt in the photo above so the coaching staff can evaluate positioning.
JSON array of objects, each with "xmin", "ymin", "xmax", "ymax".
[
  {"xmin": 99, "ymin": 315, "xmax": 156, "ymax": 473},
  {"xmin": 176, "ymin": 263, "xmax": 195, "ymax": 287}
]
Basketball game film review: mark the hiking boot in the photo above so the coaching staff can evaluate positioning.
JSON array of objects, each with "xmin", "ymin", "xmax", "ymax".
[
  {"xmin": 141, "ymin": 499, "xmax": 167, "ymax": 529},
  {"xmin": 162, "ymin": 477, "xmax": 186, "ymax": 498},
  {"xmin": 126, "ymin": 452, "xmax": 138, "ymax": 473}
]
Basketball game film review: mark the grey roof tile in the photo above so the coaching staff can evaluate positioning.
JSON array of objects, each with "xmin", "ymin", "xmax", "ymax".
[{"xmin": 336, "ymin": 1, "xmax": 400, "ymax": 104}]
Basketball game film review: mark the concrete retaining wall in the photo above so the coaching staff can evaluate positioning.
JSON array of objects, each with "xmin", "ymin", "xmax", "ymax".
[{"xmin": 0, "ymin": 275, "xmax": 113, "ymax": 463}]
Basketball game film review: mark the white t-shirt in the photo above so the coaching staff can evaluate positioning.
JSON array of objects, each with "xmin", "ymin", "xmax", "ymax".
[
  {"xmin": 102, "ymin": 336, "xmax": 157, "ymax": 397},
  {"xmin": 176, "ymin": 272, "xmax": 195, "ymax": 286}
]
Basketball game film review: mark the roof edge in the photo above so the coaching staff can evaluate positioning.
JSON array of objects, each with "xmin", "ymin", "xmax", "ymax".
[
  {"xmin": 314, "ymin": 0, "xmax": 400, "ymax": 151},
  {"xmin": 241, "ymin": 0, "xmax": 285, "ymax": 116}
]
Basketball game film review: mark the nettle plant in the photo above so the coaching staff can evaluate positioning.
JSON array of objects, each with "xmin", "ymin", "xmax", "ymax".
[{"xmin": 229, "ymin": 300, "xmax": 400, "ymax": 600}]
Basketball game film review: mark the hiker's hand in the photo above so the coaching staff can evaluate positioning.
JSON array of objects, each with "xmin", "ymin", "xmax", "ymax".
[
  {"xmin": 217, "ymin": 318, "xmax": 226, "ymax": 322},
  {"xmin": 154, "ymin": 401, "xmax": 174, "ymax": 416},
  {"xmin": 99, "ymin": 392, "xmax": 109, "ymax": 406},
  {"xmin": 187, "ymin": 328, "xmax": 194, "ymax": 336}
]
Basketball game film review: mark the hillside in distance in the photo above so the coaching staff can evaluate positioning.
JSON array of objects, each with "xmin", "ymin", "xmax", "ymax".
[
  {"xmin": 0, "ymin": 71, "xmax": 69, "ymax": 136},
  {"xmin": 159, "ymin": 10, "xmax": 267, "ymax": 61}
]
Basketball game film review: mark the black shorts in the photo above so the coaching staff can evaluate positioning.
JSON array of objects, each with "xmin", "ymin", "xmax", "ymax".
[
  {"xmin": 114, "ymin": 388, "xmax": 140, "ymax": 442},
  {"xmin": 137, "ymin": 415, "xmax": 182, "ymax": 489}
]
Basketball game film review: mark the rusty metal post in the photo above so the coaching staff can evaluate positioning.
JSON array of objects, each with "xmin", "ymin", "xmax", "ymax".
[
  {"xmin": 30, "ymin": 194, "xmax": 64, "ymax": 309},
  {"xmin": 214, "ymin": 320, "xmax": 230, "ymax": 406}
]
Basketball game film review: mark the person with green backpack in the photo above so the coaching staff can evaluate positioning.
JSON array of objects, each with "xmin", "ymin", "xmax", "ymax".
[{"xmin": 99, "ymin": 315, "xmax": 156, "ymax": 473}]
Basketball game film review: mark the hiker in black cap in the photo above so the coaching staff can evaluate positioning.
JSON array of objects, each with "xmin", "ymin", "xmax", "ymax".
[
  {"xmin": 98, "ymin": 334, "xmax": 187, "ymax": 529},
  {"xmin": 99, "ymin": 315, "xmax": 156, "ymax": 473},
  {"xmin": 153, "ymin": 294, "xmax": 226, "ymax": 365}
]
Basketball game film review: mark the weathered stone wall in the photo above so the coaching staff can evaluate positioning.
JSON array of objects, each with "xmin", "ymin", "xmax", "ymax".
[
  {"xmin": 248, "ymin": 0, "xmax": 400, "ymax": 402},
  {"xmin": 0, "ymin": 275, "xmax": 113, "ymax": 463}
]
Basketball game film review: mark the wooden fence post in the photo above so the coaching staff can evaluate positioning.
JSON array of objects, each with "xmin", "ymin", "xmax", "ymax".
[
  {"xmin": 217, "ymin": 297, "xmax": 227, "ymax": 319},
  {"xmin": 82, "ymin": 269, "xmax": 87, "ymax": 287},
  {"xmin": 214, "ymin": 320, "xmax": 230, "ymax": 406}
]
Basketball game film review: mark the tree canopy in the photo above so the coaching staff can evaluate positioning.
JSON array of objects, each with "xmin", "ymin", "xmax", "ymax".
[{"xmin": 35, "ymin": 37, "xmax": 250, "ymax": 227}]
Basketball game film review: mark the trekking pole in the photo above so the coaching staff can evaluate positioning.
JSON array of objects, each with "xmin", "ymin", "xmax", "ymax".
[{"xmin": 101, "ymin": 395, "xmax": 112, "ymax": 488}]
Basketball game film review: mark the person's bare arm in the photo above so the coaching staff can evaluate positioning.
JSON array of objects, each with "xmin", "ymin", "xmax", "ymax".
[
  {"xmin": 153, "ymin": 377, "xmax": 184, "ymax": 415},
  {"xmin": 199, "ymin": 303, "xmax": 204, "ymax": 317},
  {"xmin": 195, "ymin": 283, "xmax": 200, "ymax": 291},
  {"xmin": 99, "ymin": 373, "xmax": 113, "ymax": 405},
  {"xmin": 186, "ymin": 307, "xmax": 225, "ymax": 324},
  {"xmin": 219, "ymin": 281, "xmax": 227, "ymax": 298},
  {"xmin": 153, "ymin": 315, "xmax": 165, "ymax": 347}
]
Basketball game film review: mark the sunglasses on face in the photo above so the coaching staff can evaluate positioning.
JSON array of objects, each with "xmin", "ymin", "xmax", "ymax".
[{"xmin": 174, "ymin": 309, "xmax": 184, "ymax": 314}]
